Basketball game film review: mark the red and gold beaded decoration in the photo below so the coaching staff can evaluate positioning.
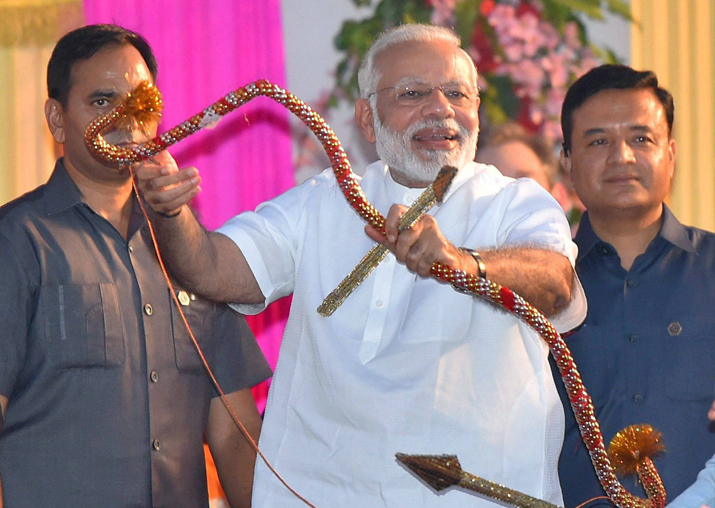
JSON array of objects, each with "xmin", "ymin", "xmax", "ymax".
[
  {"xmin": 85, "ymin": 79, "xmax": 386, "ymax": 233},
  {"xmin": 85, "ymin": 80, "xmax": 666, "ymax": 508},
  {"xmin": 430, "ymin": 263, "xmax": 666, "ymax": 508}
]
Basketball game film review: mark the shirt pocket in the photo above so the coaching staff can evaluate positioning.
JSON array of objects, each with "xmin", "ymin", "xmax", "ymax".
[
  {"xmin": 170, "ymin": 289, "xmax": 217, "ymax": 372},
  {"xmin": 664, "ymin": 324, "xmax": 715, "ymax": 401},
  {"xmin": 40, "ymin": 283, "xmax": 124, "ymax": 369},
  {"xmin": 396, "ymin": 280, "xmax": 472, "ymax": 345}
]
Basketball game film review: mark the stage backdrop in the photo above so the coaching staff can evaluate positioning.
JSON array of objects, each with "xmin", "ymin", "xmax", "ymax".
[{"xmin": 83, "ymin": 0, "xmax": 294, "ymax": 412}]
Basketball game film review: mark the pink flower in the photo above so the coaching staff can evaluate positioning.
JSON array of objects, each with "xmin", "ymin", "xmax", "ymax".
[
  {"xmin": 564, "ymin": 21, "xmax": 582, "ymax": 50},
  {"xmin": 545, "ymin": 86, "xmax": 566, "ymax": 117},
  {"xmin": 430, "ymin": 0, "xmax": 456, "ymax": 25}
]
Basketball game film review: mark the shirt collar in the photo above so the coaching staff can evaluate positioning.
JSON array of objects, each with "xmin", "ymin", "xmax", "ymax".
[
  {"xmin": 575, "ymin": 204, "xmax": 696, "ymax": 262},
  {"xmin": 43, "ymin": 158, "xmax": 86, "ymax": 216}
]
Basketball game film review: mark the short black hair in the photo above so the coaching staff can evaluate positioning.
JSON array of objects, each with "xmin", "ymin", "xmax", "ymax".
[
  {"xmin": 47, "ymin": 24, "xmax": 158, "ymax": 106},
  {"xmin": 561, "ymin": 64, "xmax": 674, "ymax": 154}
]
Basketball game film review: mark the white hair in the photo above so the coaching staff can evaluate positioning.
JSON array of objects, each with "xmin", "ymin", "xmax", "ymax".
[{"xmin": 357, "ymin": 24, "xmax": 468, "ymax": 100}]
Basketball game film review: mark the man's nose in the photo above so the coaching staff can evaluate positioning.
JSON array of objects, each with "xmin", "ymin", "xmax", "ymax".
[
  {"xmin": 420, "ymin": 88, "xmax": 454, "ymax": 118},
  {"xmin": 607, "ymin": 139, "xmax": 637, "ymax": 165}
]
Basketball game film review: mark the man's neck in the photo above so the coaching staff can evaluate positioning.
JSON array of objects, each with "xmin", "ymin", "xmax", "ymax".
[
  {"xmin": 588, "ymin": 205, "xmax": 664, "ymax": 271},
  {"xmin": 64, "ymin": 160, "xmax": 135, "ymax": 238}
]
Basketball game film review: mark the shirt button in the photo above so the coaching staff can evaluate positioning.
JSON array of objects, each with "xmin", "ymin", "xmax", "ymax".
[
  {"xmin": 144, "ymin": 304, "xmax": 153, "ymax": 316},
  {"xmin": 601, "ymin": 246, "xmax": 609, "ymax": 255},
  {"xmin": 152, "ymin": 439, "xmax": 161, "ymax": 451},
  {"xmin": 633, "ymin": 394, "xmax": 643, "ymax": 403},
  {"xmin": 178, "ymin": 290, "xmax": 190, "ymax": 306},
  {"xmin": 375, "ymin": 300, "xmax": 384, "ymax": 308},
  {"xmin": 150, "ymin": 371, "xmax": 159, "ymax": 383},
  {"xmin": 626, "ymin": 279, "xmax": 635, "ymax": 287},
  {"xmin": 628, "ymin": 334, "xmax": 638, "ymax": 342},
  {"xmin": 668, "ymin": 322, "xmax": 682, "ymax": 336},
  {"xmin": 128, "ymin": 245, "xmax": 134, "ymax": 253}
]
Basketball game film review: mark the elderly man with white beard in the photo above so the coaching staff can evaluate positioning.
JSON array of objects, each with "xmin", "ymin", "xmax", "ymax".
[{"xmin": 136, "ymin": 24, "xmax": 586, "ymax": 508}]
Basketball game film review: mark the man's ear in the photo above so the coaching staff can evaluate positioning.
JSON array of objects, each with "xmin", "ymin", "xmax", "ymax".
[
  {"xmin": 45, "ymin": 98, "xmax": 65, "ymax": 144},
  {"xmin": 559, "ymin": 148, "xmax": 571, "ymax": 177},
  {"xmin": 668, "ymin": 137, "xmax": 677, "ymax": 178},
  {"xmin": 355, "ymin": 98, "xmax": 376, "ymax": 143}
]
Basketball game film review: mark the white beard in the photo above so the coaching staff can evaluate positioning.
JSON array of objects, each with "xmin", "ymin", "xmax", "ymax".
[{"xmin": 373, "ymin": 115, "xmax": 479, "ymax": 185}]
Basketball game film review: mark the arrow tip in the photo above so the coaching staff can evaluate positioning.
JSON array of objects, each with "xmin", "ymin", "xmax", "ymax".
[{"xmin": 396, "ymin": 454, "xmax": 463, "ymax": 491}]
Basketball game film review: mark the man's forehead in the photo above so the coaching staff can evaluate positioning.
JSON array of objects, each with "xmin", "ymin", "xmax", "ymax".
[
  {"xmin": 376, "ymin": 39, "xmax": 474, "ymax": 77},
  {"xmin": 574, "ymin": 88, "xmax": 668, "ymax": 130},
  {"xmin": 69, "ymin": 45, "xmax": 152, "ymax": 94}
]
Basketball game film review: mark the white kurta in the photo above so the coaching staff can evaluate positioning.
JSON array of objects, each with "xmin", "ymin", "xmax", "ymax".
[{"xmin": 218, "ymin": 161, "xmax": 586, "ymax": 508}]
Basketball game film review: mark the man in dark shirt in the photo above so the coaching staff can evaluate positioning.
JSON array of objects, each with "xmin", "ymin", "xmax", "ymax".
[
  {"xmin": 0, "ymin": 24, "xmax": 272, "ymax": 508},
  {"xmin": 554, "ymin": 64, "xmax": 715, "ymax": 506}
]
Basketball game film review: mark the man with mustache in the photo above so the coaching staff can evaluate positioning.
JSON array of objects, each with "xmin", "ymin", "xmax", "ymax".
[
  {"xmin": 553, "ymin": 65, "xmax": 715, "ymax": 506},
  {"xmin": 137, "ymin": 24, "xmax": 586, "ymax": 507},
  {"xmin": 0, "ymin": 24, "xmax": 272, "ymax": 508}
]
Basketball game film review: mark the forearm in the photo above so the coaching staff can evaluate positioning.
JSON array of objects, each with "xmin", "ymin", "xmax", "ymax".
[
  {"xmin": 475, "ymin": 247, "xmax": 573, "ymax": 317},
  {"xmin": 207, "ymin": 390, "xmax": 263, "ymax": 508},
  {"xmin": 150, "ymin": 206, "xmax": 263, "ymax": 304}
]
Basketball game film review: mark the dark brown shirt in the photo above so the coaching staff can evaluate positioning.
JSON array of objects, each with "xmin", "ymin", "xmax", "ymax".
[{"xmin": 0, "ymin": 160, "xmax": 271, "ymax": 508}]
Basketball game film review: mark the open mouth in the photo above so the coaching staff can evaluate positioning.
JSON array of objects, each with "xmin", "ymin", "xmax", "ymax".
[{"xmin": 413, "ymin": 128, "xmax": 458, "ymax": 142}]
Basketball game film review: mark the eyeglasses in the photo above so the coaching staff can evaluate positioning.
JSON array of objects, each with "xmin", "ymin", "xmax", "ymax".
[{"xmin": 368, "ymin": 83, "xmax": 478, "ymax": 107}]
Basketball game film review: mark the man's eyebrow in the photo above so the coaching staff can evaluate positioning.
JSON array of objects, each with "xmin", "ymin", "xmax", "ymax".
[
  {"xmin": 628, "ymin": 125, "xmax": 653, "ymax": 132},
  {"xmin": 87, "ymin": 90, "xmax": 119, "ymax": 100},
  {"xmin": 583, "ymin": 128, "xmax": 605, "ymax": 137}
]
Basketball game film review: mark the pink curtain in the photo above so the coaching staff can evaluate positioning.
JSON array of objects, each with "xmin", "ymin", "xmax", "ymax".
[{"xmin": 84, "ymin": 0, "xmax": 294, "ymax": 411}]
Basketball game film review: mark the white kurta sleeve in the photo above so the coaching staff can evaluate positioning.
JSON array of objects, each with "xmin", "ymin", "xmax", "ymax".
[
  {"xmin": 216, "ymin": 175, "xmax": 317, "ymax": 314},
  {"xmin": 491, "ymin": 178, "xmax": 587, "ymax": 332}
]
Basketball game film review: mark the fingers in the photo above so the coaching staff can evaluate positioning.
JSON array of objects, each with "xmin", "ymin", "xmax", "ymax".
[
  {"xmin": 133, "ymin": 150, "xmax": 202, "ymax": 215},
  {"xmin": 147, "ymin": 172, "xmax": 202, "ymax": 213},
  {"xmin": 365, "ymin": 205, "xmax": 453, "ymax": 278},
  {"xmin": 383, "ymin": 204, "xmax": 406, "ymax": 243}
]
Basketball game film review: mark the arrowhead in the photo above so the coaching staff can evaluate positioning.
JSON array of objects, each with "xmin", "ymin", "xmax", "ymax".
[
  {"xmin": 432, "ymin": 166, "xmax": 459, "ymax": 203},
  {"xmin": 396, "ymin": 454, "xmax": 463, "ymax": 491}
]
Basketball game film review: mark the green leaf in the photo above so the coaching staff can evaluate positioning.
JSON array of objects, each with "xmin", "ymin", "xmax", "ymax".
[
  {"xmin": 547, "ymin": 0, "xmax": 604, "ymax": 20},
  {"xmin": 603, "ymin": 0, "xmax": 634, "ymax": 21},
  {"xmin": 454, "ymin": 0, "xmax": 480, "ymax": 45}
]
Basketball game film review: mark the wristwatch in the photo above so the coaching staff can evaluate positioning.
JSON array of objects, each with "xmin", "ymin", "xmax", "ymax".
[{"xmin": 460, "ymin": 248, "xmax": 487, "ymax": 279}]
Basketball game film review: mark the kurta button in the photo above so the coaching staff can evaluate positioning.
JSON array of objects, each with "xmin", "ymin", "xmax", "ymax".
[
  {"xmin": 144, "ymin": 304, "xmax": 153, "ymax": 316},
  {"xmin": 668, "ymin": 322, "xmax": 682, "ymax": 336},
  {"xmin": 150, "ymin": 371, "xmax": 159, "ymax": 383},
  {"xmin": 628, "ymin": 334, "xmax": 638, "ymax": 342},
  {"xmin": 633, "ymin": 394, "xmax": 643, "ymax": 403},
  {"xmin": 152, "ymin": 439, "xmax": 161, "ymax": 451}
]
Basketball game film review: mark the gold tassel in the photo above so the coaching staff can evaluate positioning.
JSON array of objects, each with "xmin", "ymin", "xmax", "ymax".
[{"xmin": 608, "ymin": 424, "xmax": 665, "ymax": 477}]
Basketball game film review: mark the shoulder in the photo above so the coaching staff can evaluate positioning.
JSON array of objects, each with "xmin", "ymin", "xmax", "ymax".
[
  {"xmin": 686, "ymin": 225, "xmax": 715, "ymax": 251},
  {"xmin": 0, "ymin": 184, "xmax": 48, "ymax": 228}
]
